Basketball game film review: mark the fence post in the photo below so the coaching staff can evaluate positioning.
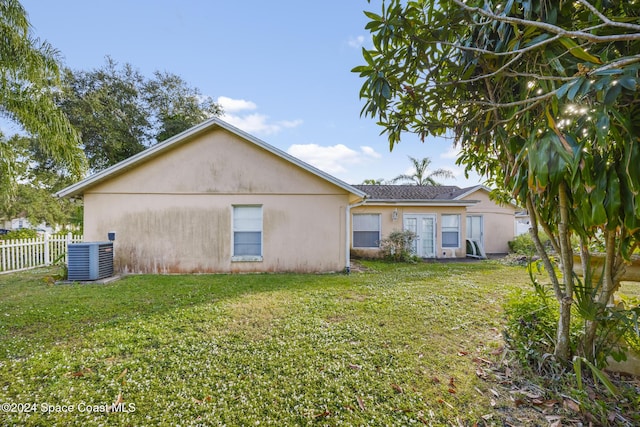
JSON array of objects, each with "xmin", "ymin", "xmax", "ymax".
[
  {"xmin": 44, "ymin": 233, "xmax": 50, "ymax": 266},
  {"xmin": 67, "ymin": 232, "xmax": 73, "ymax": 264}
]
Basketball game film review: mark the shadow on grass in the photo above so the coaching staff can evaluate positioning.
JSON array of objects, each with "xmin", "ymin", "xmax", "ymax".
[
  {"xmin": 0, "ymin": 259, "xmax": 508, "ymax": 358},
  {"xmin": 0, "ymin": 268, "xmax": 345, "ymax": 350}
]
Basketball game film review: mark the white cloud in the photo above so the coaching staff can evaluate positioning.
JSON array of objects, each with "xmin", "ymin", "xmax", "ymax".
[
  {"xmin": 347, "ymin": 35, "xmax": 365, "ymax": 48},
  {"xmin": 361, "ymin": 145, "xmax": 381, "ymax": 158},
  {"xmin": 440, "ymin": 144, "xmax": 461, "ymax": 160},
  {"xmin": 287, "ymin": 143, "xmax": 381, "ymax": 174},
  {"xmin": 217, "ymin": 96, "xmax": 302, "ymax": 135},
  {"xmin": 217, "ymin": 96, "xmax": 257, "ymax": 113}
]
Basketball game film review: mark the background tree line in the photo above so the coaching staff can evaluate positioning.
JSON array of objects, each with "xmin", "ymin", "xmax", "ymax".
[{"xmin": 0, "ymin": 0, "xmax": 222, "ymax": 229}]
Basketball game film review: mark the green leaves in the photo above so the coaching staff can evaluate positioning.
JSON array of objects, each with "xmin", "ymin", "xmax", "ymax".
[
  {"xmin": 356, "ymin": 0, "xmax": 640, "ymax": 374},
  {"xmin": 573, "ymin": 356, "xmax": 619, "ymax": 397},
  {"xmin": 604, "ymin": 83, "xmax": 622, "ymax": 106},
  {"xmin": 60, "ymin": 58, "xmax": 221, "ymax": 171},
  {"xmin": 618, "ymin": 76, "xmax": 637, "ymax": 91},
  {"xmin": 0, "ymin": 0, "xmax": 87, "ymax": 204},
  {"xmin": 558, "ymin": 37, "xmax": 602, "ymax": 64}
]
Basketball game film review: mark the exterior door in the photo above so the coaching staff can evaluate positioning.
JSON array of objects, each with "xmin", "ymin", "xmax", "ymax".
[
  {"xmin": 466, "ymin": 215, "xmax": 484, "ymax": 247},
  {"xmin": 404, "ymin": 214, "xmax": 436, "ymax": 258}
]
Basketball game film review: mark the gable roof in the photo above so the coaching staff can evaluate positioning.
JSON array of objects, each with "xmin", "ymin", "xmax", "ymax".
[
  {"xmin": 56, "ymin": 117, "xmax": 367, "ymax": 199},
  {"xmin": 352, "ymin": 184, "xmax": 486, "ymax": 206}
]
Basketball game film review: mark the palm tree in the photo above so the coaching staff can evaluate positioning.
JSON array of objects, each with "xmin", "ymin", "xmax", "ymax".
[
  {"xmin": 0, "ymin": 0, "xmax": 86, "ymax": 202},
  {"xmin": 391, "ymin": 156, "xmax": 454, "ymax": 186},
  {"xmin": 361, "ymin": 178, "xmax": 385, "ymax": 185}
]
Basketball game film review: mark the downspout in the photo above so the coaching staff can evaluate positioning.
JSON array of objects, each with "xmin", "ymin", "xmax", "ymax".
[{"xmin": 345, "ymin": 198, "xmax": 367, "ymax": 274}]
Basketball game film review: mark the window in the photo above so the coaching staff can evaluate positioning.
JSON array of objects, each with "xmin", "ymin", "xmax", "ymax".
[
  {"xmin": 232, "ymin": 205, "xmax": 262, "ymax": 261},
  {"xmin": 441, "ymin": 214, "xmax": 460, "ymax": 248},
  {"xmin": 353, "ymin": 214, "xmax": 380, "ymax": 248}
]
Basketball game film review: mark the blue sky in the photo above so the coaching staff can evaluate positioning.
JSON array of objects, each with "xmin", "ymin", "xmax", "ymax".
[{"xmin": 19, "ymin": 0, "xmax": 483, "ymax": 187}]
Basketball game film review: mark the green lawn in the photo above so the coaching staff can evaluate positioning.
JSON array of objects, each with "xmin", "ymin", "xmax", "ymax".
[{"xmin": 0, "ymin": 261, "xmax": 538, "ymax": 425}]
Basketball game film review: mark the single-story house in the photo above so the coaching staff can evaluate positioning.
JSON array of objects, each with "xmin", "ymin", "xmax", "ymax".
[
  {"xmin": 57, "ymin": 117, "xmax": 517, "ymax": 273},
  {"xmin": 57, "ymin": 118, "xmax": 366, "ymax": 273},
  {"xmin": 349, "ymin": 185, "xmax": 517, "ymax": 259}
]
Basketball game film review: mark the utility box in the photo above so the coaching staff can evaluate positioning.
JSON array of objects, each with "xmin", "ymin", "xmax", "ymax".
[{"xmin": 67, "ymin": 242, "xmax": 114, "ymax": 281}]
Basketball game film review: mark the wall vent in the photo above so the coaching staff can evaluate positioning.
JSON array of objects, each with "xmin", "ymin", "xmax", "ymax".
[{"xmin": 67, "ymin": 242, "xmax": 114, "ymax": 281}]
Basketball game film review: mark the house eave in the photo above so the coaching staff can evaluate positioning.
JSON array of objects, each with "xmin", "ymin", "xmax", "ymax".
[
  {"xmin": 454, "ymin": 185, "xmax": 521, "ymax": 209},
  {"xmin": 452, "ymin": 185, "xmax": 490, "ymax": 200}
]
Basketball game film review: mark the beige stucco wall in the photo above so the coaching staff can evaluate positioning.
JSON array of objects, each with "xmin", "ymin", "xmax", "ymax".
[
  {"xmin": 350, "ymin": 205, "xmax": 468, "ymax": 258},
  {"xmin": 83, "ymin": 127, "xmax": 351, "ymax": 273},
  {"xmin": 463, "ymin": 190, "xmax": 517, "ymax": 254},
  {"xmin": 349, "ymin": 188, "xmax": 517, "ymax": 258}
]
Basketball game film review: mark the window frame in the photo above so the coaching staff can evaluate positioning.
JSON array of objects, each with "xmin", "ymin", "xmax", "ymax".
[
  {"xmin": 231, "ymin": 205, "xmax": 263, "ymax": 262},
  {"xmin": 441, "ymin": 214, "xmax": 461, "ymax": 248},
  {"xmin": 352, "ymin": 213, "xmax": 381, "ymax": 248}
]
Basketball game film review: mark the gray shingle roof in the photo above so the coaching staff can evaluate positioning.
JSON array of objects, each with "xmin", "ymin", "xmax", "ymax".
[{"xmin": 352, "ymin": 185, "xmax": 478, "ymax": 201}]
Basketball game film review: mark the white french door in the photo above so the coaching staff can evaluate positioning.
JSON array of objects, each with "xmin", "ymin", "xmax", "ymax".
[{"xmin": 403, "ymin": 214, "xmax": 436, "ymax": 258}]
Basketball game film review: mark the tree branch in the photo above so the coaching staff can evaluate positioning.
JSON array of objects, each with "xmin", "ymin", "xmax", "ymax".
[
  {"xmin": 588, "ymin": 54, "xmax": 640, "ymax": 74},
  {"xmin": 467, "ymin": 88, "xmax": 559, "ymax": 108},
  {"xmin": 576, "ymin": 0, "xmax": 640, "ymax": 32},
  {"xmin": 437, "ymin": 33, "xmax": 562, "ymax": 57},
  {"xmin": 452, "ymin": 0, "xmax": 640, "ymax": 42},
  {"xmin": 527, "ymin": 195, "xmax": 562, "ymax": 301}
]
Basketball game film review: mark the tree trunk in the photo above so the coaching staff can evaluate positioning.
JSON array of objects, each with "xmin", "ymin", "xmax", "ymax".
[
  {"xmin": 581, "ymin": 230, "xmax": 624, "ymax": 362},
  {"xmin": 526, "ymin": 196, "xmax": 561, "ymax": 299},
  {"xmin": 555, "ymin": 182, "xmax": 574, "ymax": 361}
]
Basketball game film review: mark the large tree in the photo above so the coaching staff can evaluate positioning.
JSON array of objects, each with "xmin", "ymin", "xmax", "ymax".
[
  {"xmin": 59, "ymin": 57, "xmax": 222, "ymax": 171},
  {"xmin": 391, "ymin": 155, "xmax": 454, "ymax": 185},
  {"xmin": 0, "ymin": 0, "xmax": 85, "ymax": 202},
  {"xmin": 0, "ymin": 135, "xmax": 81, "ymax": 228},
  {"xmin": 355, "ymin": 0, "xmax": 640, "ymax": 364}
]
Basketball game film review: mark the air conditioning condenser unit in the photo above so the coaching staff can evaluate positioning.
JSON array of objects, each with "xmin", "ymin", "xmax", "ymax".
[{"xmin": 67, "ymin": 242, "xmax": 114, "ymax": 281}]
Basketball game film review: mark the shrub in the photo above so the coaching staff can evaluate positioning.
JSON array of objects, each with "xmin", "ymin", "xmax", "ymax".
[
  {"xmin": 0, "ymin": 228, "xmax": 38, "ymax": 240},
  {"xmin": 508, "ymin": 232, "xmax": 550, "ymax": 255},
  {"xmin": 504, "ymin": 289, "xmax": 559, "ymax": 371},
  {"xmin": 379, "ymin": 230, "xmax": 418, "ymax": 262}
]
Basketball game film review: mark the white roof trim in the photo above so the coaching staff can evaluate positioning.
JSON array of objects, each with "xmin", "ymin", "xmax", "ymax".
[
  {"xmin": 454, "ymin": 185, "xmax": 520, "ymax": 209},
  {"xmin": 452, "ymin": 185, "xmax": 491, "ymax": 200},
  {"xmin": 361, "ymin": 200, "xmax": 479, "ymax": 207},
  {"xmin": 56, "ymin": 117, "xmax": 367, "ymax": 199}
]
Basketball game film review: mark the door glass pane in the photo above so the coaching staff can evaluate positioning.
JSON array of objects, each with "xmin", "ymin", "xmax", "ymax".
[
  {"xmin": 404, "ymin": 218, "xmax": 417, "ymax": 254},
  {"xmin": 422, "ymin": 217, "xmax": 435, "ymax": 256}
]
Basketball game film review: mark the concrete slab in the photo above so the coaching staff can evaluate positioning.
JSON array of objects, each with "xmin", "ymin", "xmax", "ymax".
[{"xmin": 56, "ymin": 275, "xmax": 124, "ymax": 285}]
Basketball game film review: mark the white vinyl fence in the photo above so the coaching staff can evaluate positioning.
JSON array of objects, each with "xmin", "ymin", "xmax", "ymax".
[{"xmin": 0, "ymin": 233, "xmax": 83, "ymax": 274}]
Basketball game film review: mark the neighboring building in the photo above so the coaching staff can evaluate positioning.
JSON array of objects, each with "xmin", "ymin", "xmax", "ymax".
[
  {"xmin": 515, "ymin": 211, "xmax": 531, "ymax": 236},
  {"xmin": 1, "ymin": 218, "xmax": 56, "ymax": 234},
  {"xmin": 57, "ymin": 118, "xmax": 517, "ymax": 274},
  {"xmin": 57, "ymin": 118, "xmax": 366, "ymax": 274},
  {"xmin": 350, "ymin": 185, "xmax": 517, "ymax": 259}
]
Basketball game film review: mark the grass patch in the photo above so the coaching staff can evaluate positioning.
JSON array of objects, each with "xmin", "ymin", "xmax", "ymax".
[{"xmin": 0, "ymin": 261, "xmax": 547, "ymax": 425}]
